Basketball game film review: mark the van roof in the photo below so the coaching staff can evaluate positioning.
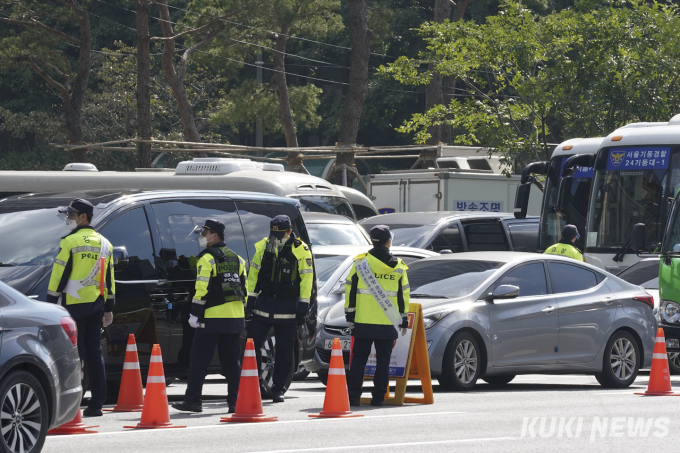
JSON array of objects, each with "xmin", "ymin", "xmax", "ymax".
[
  {"xmin": 551, "ymin": 137, "xmax": 604, "ymax": 159},
  {"xmin": 359, "ymin": 211, "xmax": 538, "ymax": 226}
]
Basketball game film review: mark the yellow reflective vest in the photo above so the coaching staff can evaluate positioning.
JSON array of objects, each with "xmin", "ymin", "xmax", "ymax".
[
  {"xmin": 47, "ymin": 227, "xmax": 115, "ymax": 308},
  {"xmin": 344, "ymin": 252, "xmax": 409, "ymax": 329},
  {"xmin": 544, "ymin": 242, "xmax": 584, "ymax": 261},
  {"xmin": 192, "ymin": 245, "xmax": 248, "ymax": 322}
]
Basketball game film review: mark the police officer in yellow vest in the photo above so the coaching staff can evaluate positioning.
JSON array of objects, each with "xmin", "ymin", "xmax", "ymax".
[
  {"xmin": 544, "ymin": 224, "xmax": 584, "ymax": 261},
  {"xmin": 246, "ymin": 215, "xmax": 313, "ymax": 403},
  {"xmin": 172, "ymin": 219, "xmax": 247, "ymax": 414},
  {"xmin": 47, "ymin": 199, "xmax": 115, "ymax": 417},
  {"xmin": 345, "ymin": 225, "xmax": 410, "ymax": 407}
]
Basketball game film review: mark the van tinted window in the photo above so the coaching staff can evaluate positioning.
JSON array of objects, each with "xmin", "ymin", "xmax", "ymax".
[
  {"xmin": 463, "ymin": 222, "xmax": 508, "ymax": 251},
  {"xmin": 151, "ymin": 200, "xmax": 247, "ymax": 279},
  {"xmin": 548, "ymin": 262, "xmax": 599, "ymax": 293},
  {"xmin": 507, "ymin": 222, "xmax": 538, "ymax": 252}
]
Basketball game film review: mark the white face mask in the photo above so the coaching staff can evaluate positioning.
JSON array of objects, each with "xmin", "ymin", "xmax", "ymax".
[
  {"xmin": 198, "ymin": 236, "xmax": 209, "ymax": 248},
  {"xmin": 66, "ymin": 218, "xmax": 78, "ymax": 231}
]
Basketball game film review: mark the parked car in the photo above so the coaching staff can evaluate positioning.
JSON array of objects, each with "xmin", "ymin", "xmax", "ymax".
[
  {"xmin": 302, "ymin": 212, "xmax": 370, "ymax": 246},
  {"xmin": 316, "ymin": 252, "xmax": 656, "ymax": 390},
  {"xmin": 0, "ymin": 281, "xmax": 81, "ymax": 453},
  {"xmin": 359, "ymin": 211, "xmax": 540, "ymax": 253},
  {"xmin": 303, "ymin": 245, "xmax": 438, "ymax": 383},
  {"xmin": 0, "ymin": 190, "xmax": 317, "ymax": 398}
]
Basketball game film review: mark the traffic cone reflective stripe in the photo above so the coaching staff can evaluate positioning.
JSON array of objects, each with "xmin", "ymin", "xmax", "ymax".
[
  {"xmin": 310, "ymin": 338, "xmax": 363, "ymax": 418},
  {"xmin": 636, "ymin": 328, "xmax": 679, "ymax": 396},
  {"xmin": 124, "ymin": 344, "xmax": 186, "ymax": 429},
  {"xmin": 221, "ymin": 338, "xmax": 278, "ymax": 423},
  {"xmin": 105, "ymin": 334, "xmax": 144, "ymax": 412},
  {"xmin": 47, "ymin": 409, "xmax": 98, "ymax": 435}
]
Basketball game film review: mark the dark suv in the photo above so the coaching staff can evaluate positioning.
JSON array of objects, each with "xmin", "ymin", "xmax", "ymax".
[
  {"xmin": 0, "ymin": 281, "xmax": 81, "ymax": 453},
  {"xmin": 0, "ymin": 190, "xmax": 317, "ymax": 396}
]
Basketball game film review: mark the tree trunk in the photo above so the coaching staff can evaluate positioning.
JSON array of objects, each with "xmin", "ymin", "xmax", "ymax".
[
  {"xmin": 424, "ymin": 0, "xmax": 452, "ymax": 146},
  {"xmin": 156, "ymin": 0, "xmax": 202, "ymax": 144},
  {"xmin": 66, "ymin": 1, "xmax": 92, "ymax": 163},
  {"xmin": 274, "ymin": 26, "xmax": 298, "ymax": 149},
  {"xmin": 337, "ymin": 0, "xmax": 373, "ymax": 146},
  {"xmin": 136, "ymin": 0, "xmax": 152, "ymax": 168},
  {"xmin": 452, "ymin": 0, "xmax": 471, "ymax": 21}
]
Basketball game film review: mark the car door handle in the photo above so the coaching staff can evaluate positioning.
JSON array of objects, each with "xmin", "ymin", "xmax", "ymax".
[
  {"xmin": 171, "ymin": 292, "xmax": 190, "ymax": 301},
  {"xmin": 602, "ymin": 296, "xmax": 615, "ymax": 305},
  {"xmin": 149, "ymin": 293, "xmax": 169, "ymax": 301},
  {"xmin": 542, "ymin": 306, "xmax": 556, "ymax": 314}
]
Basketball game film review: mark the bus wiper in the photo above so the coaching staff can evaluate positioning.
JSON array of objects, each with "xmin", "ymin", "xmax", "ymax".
[
  {"xmin": 410, "ymin": 293, "xmax": 448, "ymax": 298},
  {"xmin": 0, "ymin": 262, "xmax": 15, "ymax": 267}
]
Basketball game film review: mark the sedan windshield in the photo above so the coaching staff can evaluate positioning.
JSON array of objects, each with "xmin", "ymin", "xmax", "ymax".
[
  {"xmin": 371, "ymin": 224, "xmax": 433, "ymax": 248},
  {"xmin": 0, "ymin": 208, "xmax": 70, "ymax": 266},
  {"xmin": 294, "ymin": 196, "xmax": 356, "ymax": 219},
  {"xmin": 306, "ymin": 224, "xmax": 369, "ymax": 246},
  {"xmin": 408, "ymin": 260, "xmax": 503, "ymax": 298},
  {"xmin": 314, "ymin": 254, "xmax": 350, "ymax": 287}
]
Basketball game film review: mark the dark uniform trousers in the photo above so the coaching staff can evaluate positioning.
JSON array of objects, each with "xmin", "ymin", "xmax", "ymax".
[
  {"xmin": 248, "ymin": 315, "xmax": 296, "ymax": 394},
  {"xmin": 185, "ymin": 332, "xmax": 241, "ymax": 405},
  {"xmin": 347, "ymin": 338, "xmax": 394, "ymax": 402},
  {"xmin": 75, "ymin": 306, "xmax": 107, "ymax": 410}
]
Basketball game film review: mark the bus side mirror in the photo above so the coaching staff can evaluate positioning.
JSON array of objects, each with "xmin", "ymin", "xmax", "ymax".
[
  {"xmin": 514, "ymin": 183, "xmax": 531, "ymax": 219},
  {"xmin": 555, "ymin": 176, "xmax": 572, "ymax": 216},
  {"xmin": 113, "ymin": 246, "xmax": 129, "ymax": 271},
  {"xmin": 630, "ymin": 224, "xmax": 646, "ymax": 253}
]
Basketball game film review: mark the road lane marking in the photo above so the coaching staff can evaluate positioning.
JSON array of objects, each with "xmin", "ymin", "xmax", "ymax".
[
  {"xmin": 44, "ymin": 411, "xmax": 467, "ymax": 439},
  {"xmin": 246, "ymin": 437, "xmax": 522, "ymax": 453}
]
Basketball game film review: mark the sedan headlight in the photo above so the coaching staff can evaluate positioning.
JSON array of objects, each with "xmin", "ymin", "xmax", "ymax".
[
  {"xmin": 422, "ymin": 310, "xmax": 450, "ymax": 330},
  {"xmin": 661, "ymin": 300, "xmax": 680, "ymax": 323}
]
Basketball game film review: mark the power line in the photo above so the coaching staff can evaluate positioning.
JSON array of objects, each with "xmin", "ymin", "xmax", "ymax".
[{"xmin": 161, "ymin": 1, "xmax": 399, "ymax": 60}]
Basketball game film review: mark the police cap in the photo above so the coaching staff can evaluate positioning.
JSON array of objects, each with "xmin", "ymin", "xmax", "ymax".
[
  {"xmin": 562, "ymin": 224, "xmax": 580, "ymax": 240},
  {"xmin": 270, "ymin": 215, "xmax": 291, "ymax": 239},
  {"xmin": 203, "ymin": 219, "xmax": 225, "ymax": 237},
  {"xmin": 60, "ymin": 198, "xmax": 94, "ymax": 217},
  {"xmin": 370, "ymin": 224, "xmax": 391, "ymax": 243}
]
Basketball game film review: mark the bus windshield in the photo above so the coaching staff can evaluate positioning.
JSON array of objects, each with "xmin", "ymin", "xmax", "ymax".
[
  {"xmin": 587, "ymin": 146, "xmax": 680, "ymax": 253},
  {"xmin": 539, "ymin": 156, "xmax": 592, "ymax": 251}
]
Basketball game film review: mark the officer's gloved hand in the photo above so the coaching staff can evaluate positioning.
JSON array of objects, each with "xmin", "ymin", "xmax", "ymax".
[
  {"xmin": 102, "ymin": 312, "xmax": 113, "ymax": 328},
  {"xmin": 348, "ymin": 321, "xmax": 355, "ymax": 336},
  {"xmin": 189, "ymin": 315, "xmax": 200, "ymax": 328},
  {"xmin": 399, "ymin": 316, "xmax": 409, "ymax": 337},
  {"xmin": 245, "ymin": 296, "xmax": 256, "ymax": 321}
]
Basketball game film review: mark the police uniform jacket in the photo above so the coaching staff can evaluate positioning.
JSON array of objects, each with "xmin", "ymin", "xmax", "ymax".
[
  {"xmin": 246, "ymin": 233, "xmax": 313, "ymax": 324},
  {"xmin": 344, "ymin": 247, "xmax": 410, "ymax": 340},
  {"xmin": 191, "ymin": 242, "xmax": 248, "ymax": 335},
  {"xmin": 46, "ymin": 226, "xmax": 115, "ymax": 320},
  {"xmin": 544, "ymin": 240, "xmax": 584, "ymax": 261}
]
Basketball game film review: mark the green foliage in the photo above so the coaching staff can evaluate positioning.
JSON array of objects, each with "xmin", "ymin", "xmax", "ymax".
[
  {"xmin": 210, "ymin": 79, "xmax": 322, "ymax": 133},
  {"xmin": 381, "ymin": 0, "xmax": 680, "ymax": 173}
]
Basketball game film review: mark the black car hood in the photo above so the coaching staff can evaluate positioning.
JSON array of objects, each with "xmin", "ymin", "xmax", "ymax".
[{"xmin": 0, "ymin": 266, "xmax": 48, "ymax": 294}]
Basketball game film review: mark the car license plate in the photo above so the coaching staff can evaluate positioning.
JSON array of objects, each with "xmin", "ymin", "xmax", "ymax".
[{"xmin": 325, "ymin": 339, "xmax": 351, "ymax": 351}]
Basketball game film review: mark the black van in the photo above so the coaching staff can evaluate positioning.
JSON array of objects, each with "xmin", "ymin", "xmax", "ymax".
[{"xmin": 0, "ymin": 190, "xmax": 317, "ymax": 396}]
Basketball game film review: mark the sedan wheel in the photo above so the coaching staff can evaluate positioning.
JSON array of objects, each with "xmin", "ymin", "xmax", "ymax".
[
  {"xmin": 0, "ymin": 371, "xmax": 48, "ymax": 453},
  {"xmin": 438, "ymin": 332, "xmax": 481, "ymax": 391},
  {"xmin": 595, "ymin": 330, "xmax": 640, "ymax": 388}
]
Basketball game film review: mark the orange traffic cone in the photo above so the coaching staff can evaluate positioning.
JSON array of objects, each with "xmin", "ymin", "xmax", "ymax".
[
  {"xmin": 124, "ymin": 344, "xmax": 186, "ymax": 429},
  {"xmin": 105, "ymin": 334, "xmax": 144, "ymax": 412},
  {"xmin": 221, "ymin": 338, "xmax": 278, "ymax": 423},
  {"xmin": 47, "ymin": 409, "xmax": 98, "ymax": 435},
  {"xmin": 310, "ymin": 338, "xmax": 363, "ymax": 418},
  {"xmin": 636, "ymin": 328, "xmax": 679, "ymax": 396}
]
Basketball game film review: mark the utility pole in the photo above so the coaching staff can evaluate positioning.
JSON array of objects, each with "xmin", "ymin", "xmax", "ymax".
[{"xmin": 136, "ymin": 0, "xmax": 152, "ymax": 168}]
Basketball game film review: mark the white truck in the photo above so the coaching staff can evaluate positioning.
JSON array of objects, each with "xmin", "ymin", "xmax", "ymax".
[{"xmin": 368, "ymin": 167, "xmax": 543, "ymax": 215}]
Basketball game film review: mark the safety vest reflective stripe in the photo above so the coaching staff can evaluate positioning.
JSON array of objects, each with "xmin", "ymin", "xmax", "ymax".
[
  {"xmin": 248, "ymin": 292, "xmax": 258, "ymax": 297},
  {"xmin": 274, "ymin": 313, "xmax": 295, "ymax": 319},
  {"xmin": 54, "ymin": 259, "xmax": 67, "ymax": 267},
  {"xmin": 207, "ymin": 259, "xmax": 215, "ymax": 266},
  {"xmin": 299, "ymin": 298, "xmax": 310, "ymax": 303},
  {"xmin": 299, "ymin": 269, "xmax": 313, "ymax": 274},
  {"xmin": 402, "ymin": 284, "xmax": 410, "ymax": 291},
  {"xmin": 345, "ymin": 307, "xmax": 355, "ymax": 313},
  {"xmin": 250, "ymin": 262, "xmax": 261, "ymax": 270},
  {"xmin": 107, "ymin": 295, "xmax": 115, "ymax": 300},
  {"xmin": 192, "ymin": 298, "xmax": 206, "ymax": 305},
  {"xmin": 254, "ymin": 309, "xmax": 269, "ymax": 317},
  {"xmin": 47, "ymin": 290, "xmax": 61, "ymax": 297},
  {"xmin": 357, "ymin": 288, "xmax": 399, "ymax": 297},
  {"xmin": 71, "ymin": 246, "xmax": 101, "ymax": 254},
  {"xmin": 196, "ymin": 276, "xmax": 209, "ymax": 282}
]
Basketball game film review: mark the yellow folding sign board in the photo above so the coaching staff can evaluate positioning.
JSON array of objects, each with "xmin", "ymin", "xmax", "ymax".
[{"xmin": 360, "ymin": 303, "xmax": 434, "ymax": 405}]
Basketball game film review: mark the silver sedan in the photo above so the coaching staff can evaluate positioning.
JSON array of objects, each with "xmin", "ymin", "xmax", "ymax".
[{"xmin": 317, "ymin": 251, "xmax": 656, "ymax": 390}]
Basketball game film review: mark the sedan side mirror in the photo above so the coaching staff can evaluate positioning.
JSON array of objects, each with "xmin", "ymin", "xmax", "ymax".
[
  {"xmin": 492, "ymin": 285, "xmax": 520, "ymax": 300},
  {"xmin": 630, "ymin": 223, "xmax": 646, "ymax": 253},
  {"xmin": 113, "ymin": 246, "xmax": 129, "ymax": 271}
]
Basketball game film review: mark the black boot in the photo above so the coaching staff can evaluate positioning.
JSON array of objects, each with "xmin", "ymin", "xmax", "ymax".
[
  {"xmin": 172, "ymin": 401, "xmax": 202, "ymax": 412},
  {"xmin": 272, "ymin": 391, "xmax": 285, "ymax": 403}
]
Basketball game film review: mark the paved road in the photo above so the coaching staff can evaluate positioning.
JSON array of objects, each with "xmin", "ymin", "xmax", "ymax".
[{"xmin": 45, "ymin": 372, "xmax": 680, "ymax": 453}]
